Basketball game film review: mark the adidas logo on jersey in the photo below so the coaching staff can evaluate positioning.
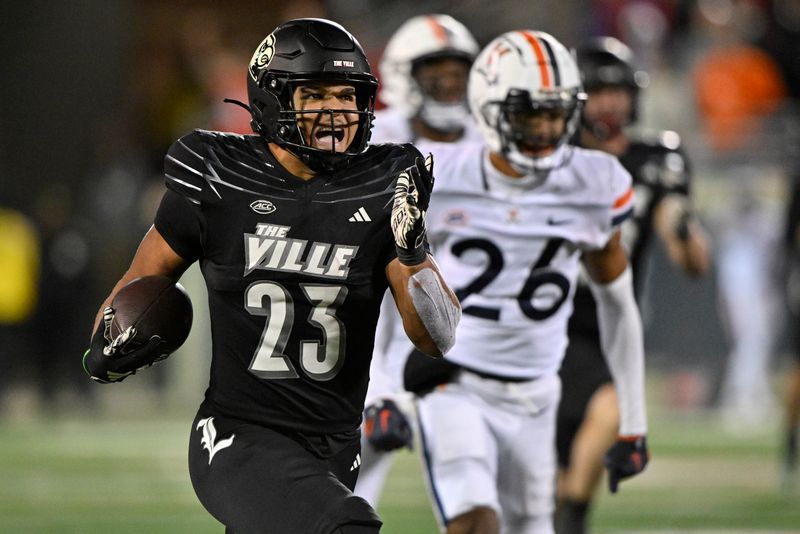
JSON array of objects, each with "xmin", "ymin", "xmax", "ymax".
[
  {"xmin": 348, "ymin": 207, "xmax": 371, "ymax": 222},
  {"xmin": 350, "ymin": 453, "xmax": 361, "ymax": 472}
]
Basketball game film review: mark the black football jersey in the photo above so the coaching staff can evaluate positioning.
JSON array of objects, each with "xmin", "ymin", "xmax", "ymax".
[
  {"xmin": 154, "ymin": 129, "xmax": 422, "ymax": 435},
  {"xmin": 569, "ymin": 131, "xmax": 692, "ymax": 336}
]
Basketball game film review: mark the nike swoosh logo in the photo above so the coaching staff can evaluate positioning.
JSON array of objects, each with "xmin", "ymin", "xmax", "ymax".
[{"xmin": 547, "ymin": 217, "xmax": 572, "ymax": 226}]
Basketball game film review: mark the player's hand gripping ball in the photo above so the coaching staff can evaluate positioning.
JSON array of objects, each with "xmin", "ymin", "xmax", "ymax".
[{"xmin": 83, "ymin": 275, "xmax": 193, "ymax": 383}]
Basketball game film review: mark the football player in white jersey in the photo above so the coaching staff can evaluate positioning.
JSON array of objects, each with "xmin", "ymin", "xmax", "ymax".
[
  {"xmin": 355, "ymin": 14, "xmax": 481, "ymax": 507},
  {"xmin": 413, "ymin": 31, "xmax": 650, "ymax": 533},
  {"xmin": 371, "ymin": 14, "xmax": 482, "ymax": 145}
]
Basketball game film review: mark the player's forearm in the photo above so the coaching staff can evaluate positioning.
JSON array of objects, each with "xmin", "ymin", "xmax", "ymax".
[
  {"xmin": 387, "ymin": 256, "xmax": 461, "ymax": 358},
  {"xmin": 677, "ymin": 222, "xmax": 710, "ymax": 276},
  {"xmin": 656, "ymin": 197, "xmax": 710, "ymax": 276},
  {"xmin": 589, "ymin": 266, "xmax": 647, "ymax": 436}
]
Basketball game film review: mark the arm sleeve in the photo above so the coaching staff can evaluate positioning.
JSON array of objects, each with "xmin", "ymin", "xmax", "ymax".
[
  {"xmin": 154, "ymin": 189, "xmax": 204, "ymax": 262},
  {"xmin": 589, "ymin": 266, "xmax": 647, "ymax": 435}
]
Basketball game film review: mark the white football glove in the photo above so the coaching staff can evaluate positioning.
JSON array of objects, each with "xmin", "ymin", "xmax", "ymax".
[{"xmin": 391, "ymin": 154, "xmax": 434, "ymax": 266}]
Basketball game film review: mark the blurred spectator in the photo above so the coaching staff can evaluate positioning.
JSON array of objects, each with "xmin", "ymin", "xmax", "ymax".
[{"xmin": 690, "ymin": 0, "xmax": 789, "ymax": 431}]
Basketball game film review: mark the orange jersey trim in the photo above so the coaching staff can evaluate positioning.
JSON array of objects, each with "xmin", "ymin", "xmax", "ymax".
[{"xmin": 613, "ymin": 186, "xmax": 634, "ymax": 209}]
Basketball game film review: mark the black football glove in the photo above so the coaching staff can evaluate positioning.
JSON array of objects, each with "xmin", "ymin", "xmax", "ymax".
[
  {"xmin": 363, "ymin": 398, "xmax": 413, "ymax": 452},
  {"xmin": 82, "ymin": 306, "xmax": 168, "ymax": 383},
  {"xmin": 604, "ymin": 435, "xmax": 650, "ymax": 494},
  {"xmin": 391, "ymin": 154, "xmax": 434, "ymax": 266}
]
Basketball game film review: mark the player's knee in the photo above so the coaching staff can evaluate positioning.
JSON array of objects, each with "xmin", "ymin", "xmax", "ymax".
[{"xmin": 322, "ymin": 495, "xmax": 382, "ymax": 534}]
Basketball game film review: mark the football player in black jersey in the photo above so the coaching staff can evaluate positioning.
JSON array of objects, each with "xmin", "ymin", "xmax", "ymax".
[
  {"xmin": 82, "ymin": 18, "xmax": 460, "ymax": 534},
  {"xmin": 554, "ymin": 37, "xmax": 711, "ymax": 534}
]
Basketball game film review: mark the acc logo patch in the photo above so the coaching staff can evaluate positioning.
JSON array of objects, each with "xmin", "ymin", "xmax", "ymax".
[
  {"xmin": 250, "ymin": 200, "xmax": 276, "ymax": 214},
  {"xmin": 249, "ymin": 34, "xmax": 276, "ymax": 80}
]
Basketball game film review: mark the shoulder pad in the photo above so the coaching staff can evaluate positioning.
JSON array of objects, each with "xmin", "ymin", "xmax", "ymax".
[
  {"xmin": 325, "ymin": 143, "xmax": 421, "ymax": 199},
  {"xmin": 360, "ymin": 142, "xmax": 422, "ymax": 173},
  {"xmin": 164, "ymin": 130, "xmax": 211, "ymax": 205},
  {"xmin": 399, "ymin": 142, "xmax": 425, "ymax": 162}
]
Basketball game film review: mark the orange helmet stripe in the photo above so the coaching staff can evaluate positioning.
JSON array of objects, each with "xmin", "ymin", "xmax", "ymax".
[
  {"xmin": 519, "ymin": 31, "xmax": 551, "ymax": 88},
  {"xmin": 426, "ymin": 16, "xmax": 448, "ymax": 44}
]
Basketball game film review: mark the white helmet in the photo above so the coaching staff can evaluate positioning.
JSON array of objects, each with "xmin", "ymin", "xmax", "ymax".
[
  {"xmin": 469, "ymin": 30, "xmax": 586, "ymax": 174},
  {"xmin": 379, "ymin": 14, "xmax": 479, "ymax": 131}
]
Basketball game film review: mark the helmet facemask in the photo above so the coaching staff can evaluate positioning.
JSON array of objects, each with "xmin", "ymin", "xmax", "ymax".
[
  {"xmin": 484, "ymin": 88, "xmax": 585, "ymax": 174},
  {"xmin": 252, "ymin": 73, "xmax": 376, "ymax": 172}
]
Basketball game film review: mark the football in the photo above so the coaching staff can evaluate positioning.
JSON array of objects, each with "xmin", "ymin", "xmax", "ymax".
[{"xmin": 110, "ymin": 275, "xmax": 193, "ymax": 355}]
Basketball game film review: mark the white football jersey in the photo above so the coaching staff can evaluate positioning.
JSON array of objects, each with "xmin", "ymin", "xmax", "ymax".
[{"xmin": 426, "ymin": 143, "xmax": 634, "ymax": 378}]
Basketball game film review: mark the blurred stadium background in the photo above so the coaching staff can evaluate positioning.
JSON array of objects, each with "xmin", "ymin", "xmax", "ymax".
[{"xmin": 2, "ymin": 0, "xmax": 800, "ymax": 532}]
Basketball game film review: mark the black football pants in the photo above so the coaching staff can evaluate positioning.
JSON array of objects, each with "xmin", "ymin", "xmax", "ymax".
[{"xmin": 188, "ymin": 403, "xmax": 382, "ymax": 533}]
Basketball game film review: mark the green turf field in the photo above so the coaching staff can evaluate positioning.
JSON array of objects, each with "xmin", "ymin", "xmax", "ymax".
[{"xmin": 1, "ymin": 395, "xmax": 799, "ymax": 533}]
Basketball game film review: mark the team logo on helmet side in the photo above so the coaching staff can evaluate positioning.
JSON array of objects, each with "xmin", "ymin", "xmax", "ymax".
[
  {"xmin": 249, "ymin": 34, "xmax": 276, "ymax": 80},
  {"xmin": 475, "ymin": 42, "xmax": 512, "ymax": 86},
  {"xmin": 250, "ymin": 200, "xmax": 276, "ymax": 214}
]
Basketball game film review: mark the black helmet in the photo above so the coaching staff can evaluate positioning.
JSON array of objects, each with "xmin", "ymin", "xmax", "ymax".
[
  {"xmin": 247, "ymin": 18, "xmax": 378, "ymax": 172},
  {"xmin": 574, "ymin": 36, "xmax": 648, "ymax": 126}
]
